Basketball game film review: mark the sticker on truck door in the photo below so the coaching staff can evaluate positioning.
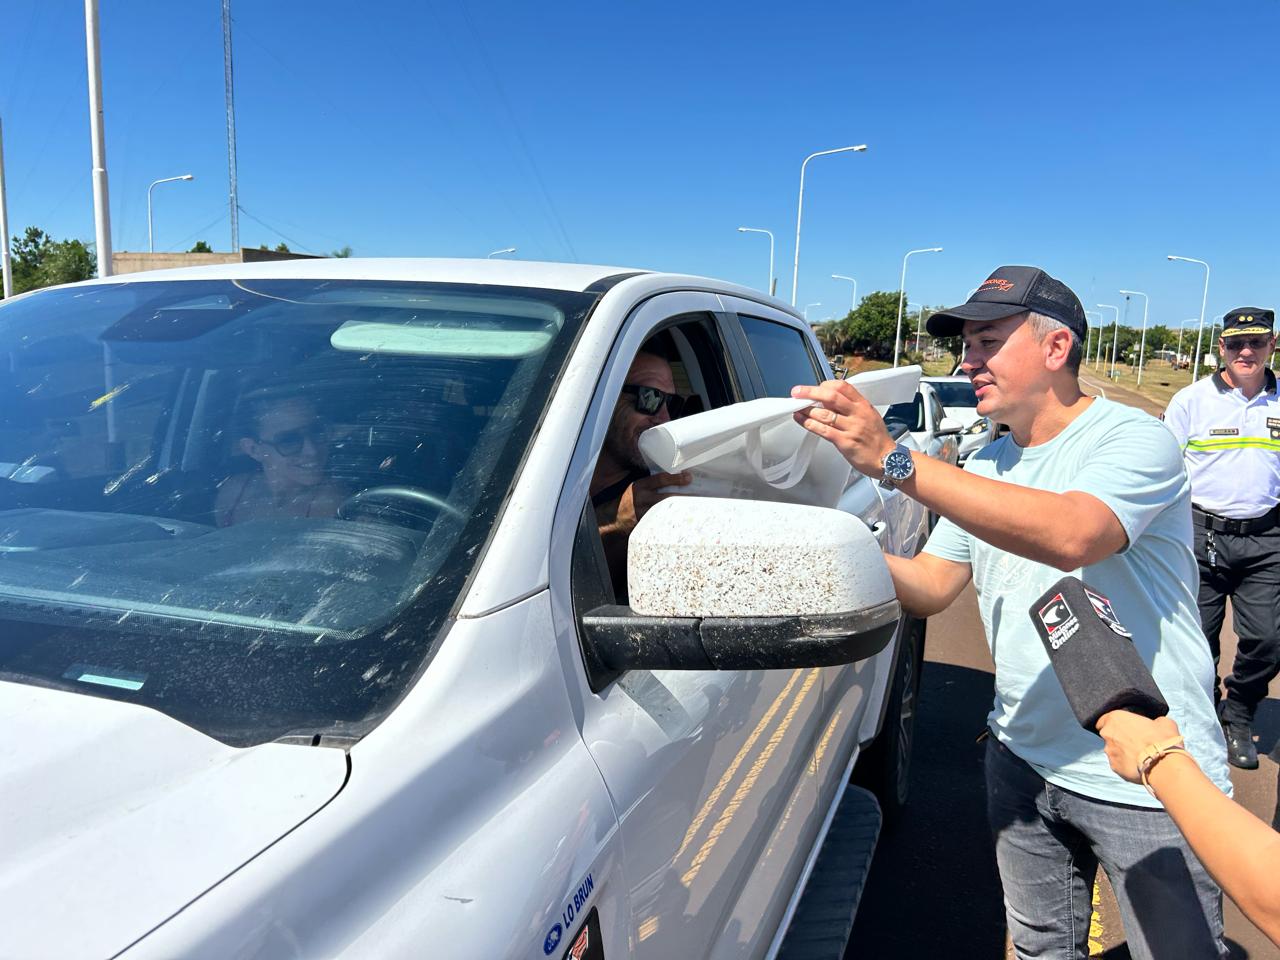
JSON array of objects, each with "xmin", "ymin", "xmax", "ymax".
[{"xmin": 543, "ymin": 873, "xmax": 595, "ymax": 955}]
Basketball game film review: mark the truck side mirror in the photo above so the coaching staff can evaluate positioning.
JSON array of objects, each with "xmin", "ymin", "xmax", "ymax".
[{"xmin": 580, "ymin": 498, "xmax": 899, "ymax": 671}]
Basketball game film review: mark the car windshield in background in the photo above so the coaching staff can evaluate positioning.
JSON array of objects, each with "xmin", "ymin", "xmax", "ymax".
[
  {"xmin": 927, "ymin": 380, "xmax": 978, "ymax": 408},
  {"xmin": 0, "ymin": 278, "xmax": 597, "ymax": 745}
]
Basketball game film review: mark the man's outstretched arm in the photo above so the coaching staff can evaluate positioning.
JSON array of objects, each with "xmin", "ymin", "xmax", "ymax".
[{"xmin": 885, "ymin": 552, "xmax": 973, "ymax": 619}]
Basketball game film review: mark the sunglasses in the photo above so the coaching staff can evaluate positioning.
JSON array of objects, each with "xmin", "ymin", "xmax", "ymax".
[
  {"xmin": 258, "ymin": 423, "xmax": 329, "ymax": 457},
  {"xmin": 1222, "ymin": 337, "xmax": 1273, "ymax": 353},
  {"xmin": 621, "ymin": 384, "xmax": 685, "ymax": 418}
]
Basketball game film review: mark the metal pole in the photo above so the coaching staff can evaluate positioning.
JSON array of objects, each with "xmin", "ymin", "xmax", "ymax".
[
  {"xmin": 1118, "ymin": 291, "xmax": 1150, "ymax": 386},
  {"xmin": 915, "ymin": 304, "xmax": 927, "ymax": 354},
  {"xmin": 147, "ymin": 174, "xmax": 194, "ymax": 254},
  {"xmin": 222, "ymin": 0, "xmax": 240, "ymax": 252},
  {"xmin": 1097, "ymin": 304, "xmax": 1120, "ymax": 379},
  {"xmin": 895, "ymin": 247, "xmax": 942, "ymax": 367},
  {"xmin": 1168, "ymin": 255, "xmax": 1210, "ymax": 381},
  {"xmin": 790, "ymin": 144, "xmax": 866, "ymax": 306},
  {"xmin": 84, "ymin": 0, "xmax": 112, "ymax": 278},
  {"xmin": 832, "ymin": 274, "xmax": 857, "ymax": 312},
  {"xmin": 739, "ymin": 227, "xmax": 775, "ymax": 294},
  {"xmin": 0, "ymin": 117, "xmax": 11, "ymax": 297}
]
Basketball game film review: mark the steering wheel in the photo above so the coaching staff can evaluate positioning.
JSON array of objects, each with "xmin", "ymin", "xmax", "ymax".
[{"xmin": 338, "ymin": 485, "xmax": 464, "ymax": 530}]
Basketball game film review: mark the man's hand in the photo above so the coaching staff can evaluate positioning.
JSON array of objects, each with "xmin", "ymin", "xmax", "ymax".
[
  {"xmin": 1095, "ymin": 710, "xmax": 1182, "ymax": 784},
  {"xmin": 791, "ymin": 380, "xmax": 896, "ymax": 477},
  {"xmin": 611, "ymin": 471, "xmax": 691, "ymax": 533}
]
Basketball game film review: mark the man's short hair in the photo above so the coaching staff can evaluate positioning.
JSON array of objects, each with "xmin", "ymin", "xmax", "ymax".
[{"xmin": 1027, "ymin": 311, "xmax": 1082, "ymax": 375}]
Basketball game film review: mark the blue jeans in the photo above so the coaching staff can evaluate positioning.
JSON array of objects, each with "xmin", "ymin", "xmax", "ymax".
[{"xmin": 985, "ymin": 736, "xmax": 1225, "ymax": 959}]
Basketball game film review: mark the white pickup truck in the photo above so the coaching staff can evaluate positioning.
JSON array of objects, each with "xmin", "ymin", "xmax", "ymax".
[{"xmin": 0, "ymin": 259, "xmax": 928, "ymax": 960}]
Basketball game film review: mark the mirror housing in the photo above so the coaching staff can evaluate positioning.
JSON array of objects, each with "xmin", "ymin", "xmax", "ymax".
[
  {"xmin": 937, "ymin": 416, "xmax": 963, "ymax": 436},
  {"xmin": 580, "ymin": 498, "xmax": 900, "ymax": 671}
]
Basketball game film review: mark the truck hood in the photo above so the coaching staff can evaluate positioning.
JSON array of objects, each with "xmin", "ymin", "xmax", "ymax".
[{"xmin": 0, "ymin": 682, "xmax": 348, "ymax": 960}]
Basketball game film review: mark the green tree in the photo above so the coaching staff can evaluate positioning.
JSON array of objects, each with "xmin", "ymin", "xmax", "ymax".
[
  {"xmin": 845, "ymin": 291, "xmax": 909, "ymax": 360},
  {"xmin": 9, "ymin": 226, "xmax": 96, "ymax": 293},
  {"xmin": 189, "ymin": 240, "xmax": 213, "ymax": 253},
  {"xmin": 274, "ymin": 242, "xmax": 291, "ymax": 253},
  {"xmin": 330, "ymin": 245, "xmax": 353, "ymax": 258}
]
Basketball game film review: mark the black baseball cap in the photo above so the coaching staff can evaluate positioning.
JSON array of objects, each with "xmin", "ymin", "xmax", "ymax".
[
  {"xmin": 1220, "ymin": 307, "xmax": 1274, "ymax": 338},
  {"xmin": 926, "ymin": 265, "xmax": 1088, "ymax": 341}
]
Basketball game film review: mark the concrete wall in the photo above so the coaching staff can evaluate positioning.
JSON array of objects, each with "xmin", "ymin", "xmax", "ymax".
[{"xmin": 112, "ymin": 249, "xmax": 321, "ymax": 276}]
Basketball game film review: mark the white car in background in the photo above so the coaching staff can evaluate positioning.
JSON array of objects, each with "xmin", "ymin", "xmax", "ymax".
[
  {"xmin": 920, "ymin": 375, "xmax": 1000, "ymax": 463},
  {"xmin": 881, "ymin": 379, "xmax": 962, "ymax": 468}
]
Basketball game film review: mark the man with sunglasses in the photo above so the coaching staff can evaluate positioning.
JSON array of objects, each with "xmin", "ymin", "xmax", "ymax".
[
  {"xmin": 590, "ymin": 352, "xmax": 691, "ymax": 600},
  {"xmin": 1164, "ymin": 307, "xmax": 1280, "ymax": 769}
]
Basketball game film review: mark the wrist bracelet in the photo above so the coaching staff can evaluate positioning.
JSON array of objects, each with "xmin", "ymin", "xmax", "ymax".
[{"xmin": 1137, "ymin": 735, "xmax": 1190, "ymax": 797}]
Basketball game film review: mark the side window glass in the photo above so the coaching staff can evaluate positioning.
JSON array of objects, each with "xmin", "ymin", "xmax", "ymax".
[
  {"xmin": 738, "ymin": 315, "xmax": 821, "ymax": 397},
  {"xmin": 928, "ymin": 392, "xmax": 945, "ymax": 429}
]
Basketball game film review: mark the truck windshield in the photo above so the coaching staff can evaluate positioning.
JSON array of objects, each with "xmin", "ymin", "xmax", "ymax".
[
  {"xmin": 0, "ymin": 277, "xmax": 596, "ymax": 745},
  {"xmin": 927, "ymin": 380, "xmax": 977, "ymax": 408}
]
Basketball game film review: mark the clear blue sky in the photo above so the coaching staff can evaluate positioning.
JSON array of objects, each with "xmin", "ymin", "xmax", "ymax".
[{"xmin": 2, "ymin": 0, "xmax": 1277, "ymax": 327}]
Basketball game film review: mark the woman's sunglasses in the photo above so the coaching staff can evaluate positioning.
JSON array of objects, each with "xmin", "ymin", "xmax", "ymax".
[
  {"xmin": 258, "ymin": 423, "xmax": 329, "ymax": 457},
  {"xmin": 620, "ymin": 384, "xmax": 685, "ymax": 418}
]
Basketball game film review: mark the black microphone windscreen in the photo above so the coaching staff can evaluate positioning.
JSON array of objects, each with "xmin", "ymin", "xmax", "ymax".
[{"xmin": 1028, "ymin": 575, "xmax": 1169, "ymax": 731}]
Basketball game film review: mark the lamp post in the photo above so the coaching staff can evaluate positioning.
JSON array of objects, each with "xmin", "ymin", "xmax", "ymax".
[
  {"xmin": 147, "ymin": 174, "xmax": 194, "ymax": 253},
  {"xmin": 804, "ymin": 302, "xmax": 822, "ymax": 323},
  {"xmin": 738, "ymin": 227, "xmax": 775, "ymax": 295},
  {"xmin": 1168, "ymin": 254, "xmax": 1211, "ymax": 381},
  {"xmin": 487, "ymin": 247, "xmax": 516, "ymax": 258},
  {"xmin": 831, "ymin": 274, "xmax": 857, "ymax": 313},
  {"xmin": 0, "ymin": 117, "xmax": 11, "ymax": 298},
  {"xmin": 1118, "ymin": 290, "xmax": 1149, "ymax": 385},
  {"xmin": 790, "ymin": 144, "xmax": 867, "ymax": 306},
  {"xmin": 1084, "ymin": 311, "xmax": 1103, "ymax": 364},
  {"xmin": 894, "ymin": 246, "xmax": 943, "ymax": 367},
  {"xmin": 908, "ymin": 301, "xmax": 928, "ymax": 355},
  {"xmin": 1176, "ymin": 319, "xmax": 1199, "ymax": 365},
  {"xmin": 1097, "ymin": 304, "xmax": 1120, "ymax": 380}
]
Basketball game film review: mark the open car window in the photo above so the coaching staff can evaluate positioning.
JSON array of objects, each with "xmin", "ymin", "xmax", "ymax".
[{"xmin": 0, "ymin": 278, "xmax": 597, "ymax": 745}]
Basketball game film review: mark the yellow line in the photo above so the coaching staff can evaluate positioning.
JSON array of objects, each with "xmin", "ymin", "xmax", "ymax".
[
  {"xmin": 674, "ymin": 668, "xmax": 804, "ymax": 860},
  {"xmin": 681, "ymin": 668, "xmax": 821, "ymax": 887},
  {"xmin": 1088, "ymin": 879, "xmax": 1105, "ymax": 956}
]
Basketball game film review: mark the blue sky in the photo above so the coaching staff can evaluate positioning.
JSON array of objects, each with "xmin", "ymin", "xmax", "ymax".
[{"xmin": 2, "ymin": 1, "xmax": 1277, "ymax": 327}]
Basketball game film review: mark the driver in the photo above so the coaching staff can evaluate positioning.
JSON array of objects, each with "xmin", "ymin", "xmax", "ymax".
[
  {"xmin": 216, "ymin": 391, "xmax": 348, "ymax": 527},
  {"xmin": 590, "ymin": 351, "xmax": 690, "ymax": 600}
]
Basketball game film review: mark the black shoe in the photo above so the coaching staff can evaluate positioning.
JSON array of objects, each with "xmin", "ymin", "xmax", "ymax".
[{"xmin": 1224, "ymin": 724, "xmax": 1259, "ymax": 769}]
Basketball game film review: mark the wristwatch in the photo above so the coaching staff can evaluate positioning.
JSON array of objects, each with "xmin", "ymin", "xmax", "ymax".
[{"xmin": 879, "ymin": 443, "xmax": 915, "ymax": 489}]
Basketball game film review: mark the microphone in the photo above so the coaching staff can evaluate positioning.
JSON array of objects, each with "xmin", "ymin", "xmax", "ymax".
[{"xmin": 1028, "ymin": 575, "xmax": 1169, "ymax": 731}]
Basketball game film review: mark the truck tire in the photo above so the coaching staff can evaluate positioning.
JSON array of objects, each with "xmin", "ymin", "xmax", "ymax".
[{"xmin": 853, "ymin": 615, "xmax": 925, "ymax": 824}]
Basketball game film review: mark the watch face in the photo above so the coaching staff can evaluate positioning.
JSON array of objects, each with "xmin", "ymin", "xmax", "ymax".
[{"xmin": 884, "ymin": 448, "xmax": 913, "ymax": 480}]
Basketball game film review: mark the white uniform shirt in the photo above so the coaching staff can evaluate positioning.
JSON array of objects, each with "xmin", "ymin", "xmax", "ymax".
[{"xmin": 1163, "ymin": 369, "xmax": 1280, "ymax": 519}]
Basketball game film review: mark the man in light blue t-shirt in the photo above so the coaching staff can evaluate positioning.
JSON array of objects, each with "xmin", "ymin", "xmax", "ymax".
[{"xmin": 794, "ymin": 266, "xmax": 1230, "ymax": 960}]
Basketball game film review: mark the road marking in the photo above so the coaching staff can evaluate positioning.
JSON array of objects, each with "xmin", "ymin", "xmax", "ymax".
[
  {"xmin": 1079, "ymin": 373, "xmax": 1108, "ymax": 398},
  {"xmin": 1088, "ymin": 880, "xmax": 1105, "ymax": 955}
]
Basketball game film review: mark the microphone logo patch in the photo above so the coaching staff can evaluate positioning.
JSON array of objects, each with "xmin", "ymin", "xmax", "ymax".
[
  {"xmin": 1038, "ymin": 593, "xmax": 1081, "ymax": 648},
  {"xmin": 1085, "ymin": 588, "xmax": 1132, "ymax": 638}
]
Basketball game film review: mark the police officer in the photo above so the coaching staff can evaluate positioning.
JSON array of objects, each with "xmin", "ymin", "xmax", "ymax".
[{"xmin": 1164, "ymin": 307, "xmax": 1280, "ymax": 768}]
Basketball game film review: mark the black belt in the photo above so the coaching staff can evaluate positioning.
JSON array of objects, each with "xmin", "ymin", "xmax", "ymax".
[{"xmin": 1192, "ymin": 504, "xmax": 1279, "ymax": 535}]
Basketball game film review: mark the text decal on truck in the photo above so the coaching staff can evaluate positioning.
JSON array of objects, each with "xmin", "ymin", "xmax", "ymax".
[{"xmin": 545, "ymin": 873, "xmax": 594, "ymax": 954}]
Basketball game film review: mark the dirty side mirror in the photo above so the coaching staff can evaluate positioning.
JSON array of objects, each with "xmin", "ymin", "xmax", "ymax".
[
  {"xmin": 580, "ymin": 498, "xmax": 899, "ymax": 671},
  {"xmin": 936, "ymin": 416, "xmax": 963, "ymax": 436}
]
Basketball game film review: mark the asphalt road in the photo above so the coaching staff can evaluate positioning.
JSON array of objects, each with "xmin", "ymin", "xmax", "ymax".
[{"xmin": 845, "ymin": 585, "xmax": 1280, "ymax": 959}]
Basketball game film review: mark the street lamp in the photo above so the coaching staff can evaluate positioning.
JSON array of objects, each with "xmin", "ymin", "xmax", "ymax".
[
  {"xmin": 907, "ymin": 301, "xmax": 928, "ymax": 355},
  {"xmin": 1084, "ymin": 311, "xmax": 1103, "ymax": 364},
  {"xmin": 1119, "ymin": 290, "xmax": 1149, "ymax": 386},
  {"xmin": 738, "ymin": 226, "xmax": 775, "ymax": 295},
  {"xmin": 147, "ymin": 174, "xmax": 194, "ymax": 253},
  {"xmin": 831, "ymin": 274, "xmax": 857, "ymax": 313},
  {"xmin": 894, "ymin": 247, "xmax": 943, "ymax": 367},
  {"xmin": 804, "ymin": 302, "xmax": 822, "ymax": 323},
  {"xmin": 1097, "ymin": 304, "xmax": 1120, "ymax": 380},
  {"xmin": 1168, "ymin": 254, "xmax": 1211, "ymax": 381},
  {"xmin": 790, "ymin": 144, "xmax": 867, "ymax": 306},
  {"xmin": 1176, "ymin": 319, "xmax": 1199, "ymax": 364},
  {"xmin": 487, "ymin": 247, "xmax": 517, "ymax": 258}
]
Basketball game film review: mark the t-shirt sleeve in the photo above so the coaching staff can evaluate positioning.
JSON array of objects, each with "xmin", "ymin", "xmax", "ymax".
[
  {"xmin": 922, "ymin": 514, "xmax": 973, "ymax": 565},
  {"xmin": 1161, "ymin": 391, "xmax": 1190, "ymax": 448},
  {"xmin": 1069, "ymin": 414, "xmax": 1188, "ymax": 549}
]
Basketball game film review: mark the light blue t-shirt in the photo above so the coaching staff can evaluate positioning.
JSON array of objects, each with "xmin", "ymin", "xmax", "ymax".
[{"xmin": 924, "ymin": 397, "xmax": 1231, "ymax": 807}]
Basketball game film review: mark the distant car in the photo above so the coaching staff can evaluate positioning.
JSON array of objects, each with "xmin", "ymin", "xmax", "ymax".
[
  {"xmin": 920, "ymin": 375, "xmax": 999, "ymax": 463},
  {"xmin": 882, "ymin": 380, "xmax": 962, "ymax": 468}
]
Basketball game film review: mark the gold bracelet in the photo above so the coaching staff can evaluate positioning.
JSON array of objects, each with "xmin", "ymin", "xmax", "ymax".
[{"xmin": 1137, "ymin": 735, "xmax": 1189, "ymax": 797}]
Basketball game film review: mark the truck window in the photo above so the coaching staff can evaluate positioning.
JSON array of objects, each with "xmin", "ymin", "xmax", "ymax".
[{"xmin": 737, "ymin": 315, "xmax": 822, "ymax": 396}]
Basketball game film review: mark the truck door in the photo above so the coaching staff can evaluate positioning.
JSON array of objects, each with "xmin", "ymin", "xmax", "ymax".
[{"xmin": 553, "ymin": 292, "xmax": 827, "ymax": 959}]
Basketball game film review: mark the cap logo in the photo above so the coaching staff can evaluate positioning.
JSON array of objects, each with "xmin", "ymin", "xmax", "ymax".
[{"xmin": 979, "ymin": 278, "xmax": 1015, "ymax": 293}]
